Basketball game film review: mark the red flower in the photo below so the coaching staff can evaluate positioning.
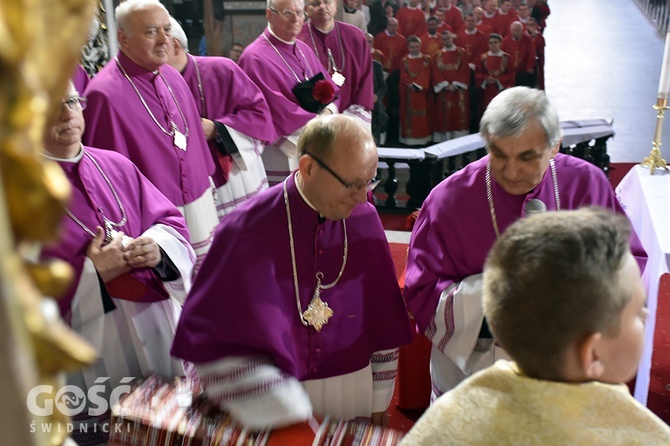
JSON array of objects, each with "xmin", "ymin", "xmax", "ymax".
[{"xmin": 313, "ymin": 80, "xmax": 335, "ymax": 104}]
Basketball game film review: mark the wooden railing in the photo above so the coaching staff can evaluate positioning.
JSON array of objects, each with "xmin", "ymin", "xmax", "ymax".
[
  {"xmin": 376, "ymin": 119, "xmax": 614, "ymax": 211},
  {"xmin": 634, "ymin": 0, "xmax": 670, "ymax": 35}
]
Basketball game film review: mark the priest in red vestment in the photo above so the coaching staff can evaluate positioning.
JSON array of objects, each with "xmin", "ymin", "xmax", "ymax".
[
  {"xmin": 374, "ymin": 17, "xmax": 407, "ymax": 73},
  {"xmin": 457, "ymin": 13, "xmax": 488, "ymax": 69},
  {"xmin": 494, "ymin": 0, "xmax": 518, "ymax": 36},
  {"xmin": 501, "ymin": 21, "xmax": 537, "ymax": 87},
  {"xmin": 440, "ymin": 1, "xmax": 465, "ymax": 34},
  {"xmin": 475, "ymin": 33, "xmax": 513, "ymax": 120},
  {"xmin": 479, "ymin": 1, "xmax": 498, "ymax": 35},
  {"xmin": 399, "ymin": 36, "xmax": 433, "ymax": 146},
  {"xmin": 526, "ymin": 17, "xmax": 545, "ymax": 89},
  {"xmin": 420, "ymin": 16, "xmax": 444, "ymax": 57},
  {"xmin": 374, "ymin": 18, "xmax": 407, "ymax": 144},
  {"xmin": 396, "ymin": 0, "xmax": 427, "ymax": 40},
  {"xmin": 432, "ymin": 31, "xmax": 470, "ymax": 141}
]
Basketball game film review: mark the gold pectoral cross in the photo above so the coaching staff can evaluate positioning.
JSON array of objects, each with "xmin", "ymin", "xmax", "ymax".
[{"xmin": 302, "ymin": 287, "xmax": 333, "ymax": 331}]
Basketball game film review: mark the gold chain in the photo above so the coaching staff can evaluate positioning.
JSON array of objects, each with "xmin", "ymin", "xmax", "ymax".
[{"xmin": 284, "ymin": 175, "xmax": 347, "ymax": 328}]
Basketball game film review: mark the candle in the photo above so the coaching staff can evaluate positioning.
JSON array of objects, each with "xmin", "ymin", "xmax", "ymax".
[{"xmin": 658, "ymin": 33, "xmax": 670, "ymax": 96}]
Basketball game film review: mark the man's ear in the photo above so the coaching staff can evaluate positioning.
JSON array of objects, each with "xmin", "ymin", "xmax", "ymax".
[
  {"xmin": 298, "ymin": 153, "xmax": 315, "ymax": 178},
  {"xmin": 118, "ymin": 30, "xmax": 128, "ymax": 49},
  {"xmin": 550, "ymin": 139, "xmax": 562, "ymax": 157},
  {"xmin": 577, "ymin": 332, "xmax": 605, "ymax": 380}
]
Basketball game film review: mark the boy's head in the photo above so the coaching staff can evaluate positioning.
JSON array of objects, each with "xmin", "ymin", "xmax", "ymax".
[{"xmin": 483, "ymin": 208, "xmax": 647, "ymax": 384}]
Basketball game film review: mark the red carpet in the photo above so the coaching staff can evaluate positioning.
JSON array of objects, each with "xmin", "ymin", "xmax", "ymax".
[{"xmin": 609, "ymin": 162, "xmax": 637, "ymax": 189}]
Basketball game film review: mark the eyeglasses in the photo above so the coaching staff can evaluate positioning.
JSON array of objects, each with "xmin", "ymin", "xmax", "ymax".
[
  {"xmin": 268, "ymin": 7, "xmax": 305, "ymax": 18},
  {"xmin": 307, "ymin": 153, "xmax": 380, "ymax": 192},
  {"xmin": 306, "ymin": 0, "xmax": 333, "ymax": 7},
  {"xmin": 61, "ymin": 96, "xmax": 87, "ymax": 111}
]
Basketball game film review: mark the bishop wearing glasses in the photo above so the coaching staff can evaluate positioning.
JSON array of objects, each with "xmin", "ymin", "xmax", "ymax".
[
  {"xmin": 297, "ymin": 0, "xmax": 374, "ymax": 126},
  {"xmin": 239, "ymin": 0, "xmax": 340, "ymax": 186},
  {"xmin": 172, "ymin": 115, "xmax": 412, "ymax": 430}
]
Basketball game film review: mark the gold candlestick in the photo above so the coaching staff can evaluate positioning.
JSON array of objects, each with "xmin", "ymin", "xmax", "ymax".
[{"xmin": 641, "ymin": 97, "xmax": 669, "ymax": 175}]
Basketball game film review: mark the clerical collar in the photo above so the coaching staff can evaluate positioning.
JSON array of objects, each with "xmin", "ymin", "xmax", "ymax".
[
  {"xmin": 464, "ymin": 28, "xmax": 477, "ymax": 35},
  {"xmin": 488, "ymin": 50, "xmax": 503, "ymax": 56},
  {"xmin": 294, "ymin": 171, "xmax": 322, "ymax": 216},
  {"xmin": 408, "ymin": 53, "xmax": 423, "ymax": 59},
  {"xmin": 385, "ymin": 30, "xmax": 397, "ymax": 36},
  {"xmin": 442, "ymin": 46, "xmax": 456, "ymax": 52},
  {"xmin": 484, "ymin": 11, "xmax": 495, "ymax": 18},
  {"xmin": 344, "ymin": 5, "xmax": 356, "ymax": 13},
  {"xmin": 42, "ymin": 144, "xmax": 84, "ymax": 163},
  {"xmin": 311, "ymin": 21, "xmax": 335, "ymax": 35},
  {"xmin": 267, "ymin": 26, "xmax": 296, "ymax": 45}
]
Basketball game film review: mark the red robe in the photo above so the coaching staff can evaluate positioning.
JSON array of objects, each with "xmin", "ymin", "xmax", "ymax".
[
  {"xmin": 475, "ymin": 51, "xmax": 513, "ymax": 118},
  {"xmin": 528, "ymin": 30, "xmax": 546, "ymax": 89},
  {"xmin": 455, "ymin": 29, "xmax": 488, "ymax": 67},
  {"xmin": 442, "ymin": 4, "xmax": 465, "ymax": 34},
  {"xmin": 396, "ymin": 6, "xmax": 427, "ymax": 39},
  {"xmin": 480, "ymin": 11, "xmax": 497, "ymax": 36},
  {"xmin": 420, "ymin": 32, "xmax": 443, "ymax": 57},
  {"xmin": 374, "ymin": 31, "xmax": 408, "ymax": 72},
  {"xmin": 437, "ymin": 22, "xmax": 453, "ymax": 35},
  {"xmin": 431, "ymin": 47, "xmax": 470, "ymax": 133},
  {"xmin": 399, "ymin": 54, "xmax": 433, "ymax": 144},
  {"xmin": 531, "ymin": 2, "xmax": 551, "ymax": 31},
  {"xmin": 501, "ymin": 34, "xmax": 536, "ymax": 74},
  {"xmin": 494, "ymin": 9, "xmax": 518, "ymax": 36}
]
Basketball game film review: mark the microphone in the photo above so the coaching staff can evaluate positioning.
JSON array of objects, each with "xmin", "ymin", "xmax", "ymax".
[{"xmin": 525, "ymin": 198, "xmax": 547, "ymax": 217}]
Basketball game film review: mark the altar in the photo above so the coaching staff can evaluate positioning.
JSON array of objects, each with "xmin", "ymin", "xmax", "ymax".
[{"xmin": 616, "ymin": 165, "xmax": 670, "ymax": 405}]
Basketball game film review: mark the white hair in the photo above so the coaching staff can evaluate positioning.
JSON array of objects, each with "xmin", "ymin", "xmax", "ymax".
[
  {"xmin": 169, "ymin": 17, "xmax": 189, "ymax": 51},
  {"xmin": 116, "ymin": 0, "xmax": 168, "ymax": 32}
]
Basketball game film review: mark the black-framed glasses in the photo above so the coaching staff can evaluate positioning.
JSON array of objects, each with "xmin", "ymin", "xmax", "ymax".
[
  {"xmin": 268, "ymin": 7, "xmax": 305, "ymax": 18},
  {"xmin": 61, "ymin": 96, "xmax": 87, "ymax": 111},
  {"xmin": 307, "ymin": 153, "xmax": 380, "ymax": 192}
]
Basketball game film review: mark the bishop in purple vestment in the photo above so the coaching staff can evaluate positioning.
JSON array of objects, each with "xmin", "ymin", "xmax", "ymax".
[
  {"xmin": 41, "ymin": 82, "xmax": 195, "ymax": 446},
  {"xmin": 239, "ymin": 0, "xmax": 339, "ymax": 185},
  {"xmin": 167, "ymin": 18, "xmax": 276, "ymax": 218},
  {"xmin": 172, "ymin": 115, "xmax": 412, "ymax": 430},
  {"xmin": 403, "ymin": 87, "xmax": 647, "ymax": 398},
  {"xmin": 298, "ymin": 0, "xmax": 374, "ymax": 124},
  {"xmin": 83, "ymin": 0, "xmax": 218, "ymax": 270}
]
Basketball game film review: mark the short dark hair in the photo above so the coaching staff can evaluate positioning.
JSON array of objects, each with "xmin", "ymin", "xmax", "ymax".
[
  {"xmin": 407, "ymin": 35, "xmax": 421, "ymax": 45},
  {"xmin": 483, "ymin": 208, "xmax": 633, "ymax": 380}
]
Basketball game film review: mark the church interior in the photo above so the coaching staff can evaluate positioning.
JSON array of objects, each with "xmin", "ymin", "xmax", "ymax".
[{"xmin": 1, "ymin": 0, "xmax": 670, "ymax": 444}]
